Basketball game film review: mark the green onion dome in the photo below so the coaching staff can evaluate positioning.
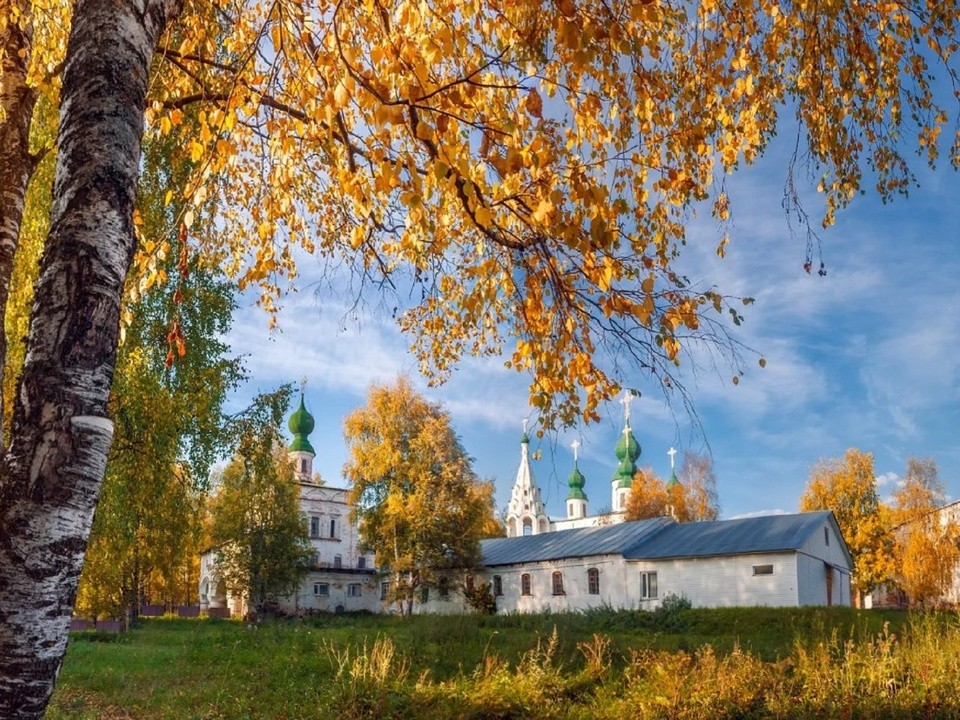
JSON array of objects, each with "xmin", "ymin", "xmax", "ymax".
[{"xmin": 288, "ymin": 394, "xmax": 315, "ymax": 454}]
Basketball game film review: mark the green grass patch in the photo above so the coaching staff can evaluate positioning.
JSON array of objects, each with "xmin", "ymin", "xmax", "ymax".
[{"xmin": 48, "ymin": 607, "xmax": 959, "ymax": 719}]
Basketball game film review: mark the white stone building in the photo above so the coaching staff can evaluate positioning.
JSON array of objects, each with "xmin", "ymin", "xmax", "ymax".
[
  {"xmin": 418, "ymin": 511, "xmax": 853, "ymax": 614},
  {"xmin": 199, "ymin": 393, "xmax": 378, "ymax": 617},
  {"xmin": 201, "ymin": 391, "xmax": 853, "ymax": 616}
]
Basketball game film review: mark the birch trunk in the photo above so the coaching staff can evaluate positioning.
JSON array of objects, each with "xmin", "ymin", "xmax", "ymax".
[
  {"xmin": 0, "ymin": 0, "xmax": 179, "ymax": 715},
  {"xmin": 0, "ymin": 0, "xmax": 38, "ymax": 442}
]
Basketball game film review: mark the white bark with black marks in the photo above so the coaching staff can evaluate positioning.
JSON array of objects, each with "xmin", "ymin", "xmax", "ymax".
[{"xmin": 0, "ymin": 0, "xmax": 180, "ymax": 715}]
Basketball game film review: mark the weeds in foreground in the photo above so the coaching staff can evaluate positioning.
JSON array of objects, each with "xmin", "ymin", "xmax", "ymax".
[{"xmin": 49, "ymin": 609, "xmax": 960, "ymax": 719}]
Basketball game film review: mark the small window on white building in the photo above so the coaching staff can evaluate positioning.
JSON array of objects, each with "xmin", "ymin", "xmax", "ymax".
[
  {"xmin": 421, "ymin": 586, "xmax": 429, "ymax": 603},
  {"xmin": 493, "ymin": 575, "xmax": 503, "ymax": 596},
  {"xmin": 753, "ymin": 564, "xmax": 774, "ymax": 576},
  {"xmin": 334, "ymin": 554, "xmax": 342, "ymax": 569},
  {"xmin": 523, "ymin": 520, "xmax": 533, "ymax": 536},
  {"xmin": 330, "ymin": 518, "xmax": 338, "ymax": 539},
  {"xmin": 299, "ymin": 458, "xmax": 308, "ymax": 474},
  {"xmin": 314, "ymin": 582, "xmax": 329, "ymax": 596},
  {"xmin": 465, "ymin": 574, "xmax": 475, "ymax": 593},
  {"xmin": 380, "ymin": 581, "xmax": 389, "ymax": 601},
  {"xmin": 347, "ymin": 583, "xmax": 361, "ymax": 597},
  {"xmin": 309, "ymin": 516, "xmax": 321, "ymax": 538},
  {"xmin": 521, "ymin": 573, "xmax": 532, "ymax": 596},
  {"xmin": 439, "ymin": 577, "xmax": 450, "ymax": 597},
  {"xmin": 587, "ymin": 568, "xmax": 600, "ymax": 595},
  {"xmin": 824, "ymin": 527, "xmax": 830, "ymax": 546},
  {"xmin": 640, "ymin": 571, "xmax": 658, "ymax": 600},
  {"xmin": 357, "ymin": 556, "xmax": 366, "ymax": 569},
  {"xmin": 551, "ymin": 571, "xmax": 565, "ymax": 595}
]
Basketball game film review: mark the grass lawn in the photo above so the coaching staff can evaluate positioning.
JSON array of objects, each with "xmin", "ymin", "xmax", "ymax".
[{"xmin": 48, "ymin": 607, "xmax": 960, "ymax": 719}]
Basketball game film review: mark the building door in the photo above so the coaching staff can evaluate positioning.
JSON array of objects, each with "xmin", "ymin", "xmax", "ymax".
[{"xmin": 825, "ymin": 563, "xmax": 833, "ymax": 607}]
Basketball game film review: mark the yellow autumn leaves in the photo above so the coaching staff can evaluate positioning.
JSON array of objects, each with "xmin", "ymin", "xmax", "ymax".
[{"xmin": 128, "ymin": 0, "xmax": 959, "ymax": 426}]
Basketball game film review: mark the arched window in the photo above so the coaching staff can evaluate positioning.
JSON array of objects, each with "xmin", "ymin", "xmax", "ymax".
[
  {"xmin": 521, "ymin": 573, "xmax": 532, "ymax": 596},
  {"xmin": 587, "ymin": 568, "xmax": 600, "ymax": 595},
  {"xmin": 523, "ymin": 519, "xmax": 533, "ymax": 536},
  {"xmin": 551, "ymin": 571, "xmax": 564, "ymax": 595}
]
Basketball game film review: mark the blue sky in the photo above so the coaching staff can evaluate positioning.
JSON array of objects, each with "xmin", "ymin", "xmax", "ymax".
[{"xmin": 224, "ymin": 130, "xmax": 960, "ymax": 520}]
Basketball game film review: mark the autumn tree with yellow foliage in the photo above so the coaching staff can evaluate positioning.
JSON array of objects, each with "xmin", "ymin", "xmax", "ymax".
[
  {"xmin": 344, "ymin": 377, "xmax": 499, "ymax": 616},
  {"xmin": 799, "ymin": 449, "xmax": 895, "ymax": 604},
  {"xmin": 625, "ymin": 452, "xmax": 719, "ymax": 523},
  {"xmin": 891, "ymin": 458, "xmax": 960, "ymax": 608},
  {"xmin": 2, "ymin": 0, "xmax": 960, "ymax": 713}
]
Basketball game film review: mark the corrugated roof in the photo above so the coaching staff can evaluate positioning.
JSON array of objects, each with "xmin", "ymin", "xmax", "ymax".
[
  {"xmin": 480, "ymin": 517, "xmax": 673, "ymax": 566},
  {"xmin": 480, "ymin": 511, "xmax": 844, "ymax": 567},
  {"xmin": 624, "ymin": 511, "xmax": 835, "ymax": 560}
]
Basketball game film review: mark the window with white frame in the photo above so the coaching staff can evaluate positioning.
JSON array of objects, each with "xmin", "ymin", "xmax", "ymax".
[
  {"xmin": 521, "ymin": 573, "xmax": 532, "ymax": 596},
  {"xmin": 309, "ymin": 516, "xmax": 321, "ymax": 538},
  {"xmin": 439, "ymin": 577, "xmax": 450, "ymax": 597},
  {"xmin": 587, "ymin": 568, "xmax": 600, "ymax": 595},
  {"xmin": 357, "ymin": 556, "xmax": 366, "ymax": 569},
  {"xmin": 313, "ymin": 582, "xmax": 329, "ymax": 596},
  {"xmin": 330, "ymin": 518, "xmax": 338, "ymax": 539},
  {"xmin": 347, "ymin": 583, "xmax": 361, "ymax": 597},
  {"xmin": 493, "ymin": 575, "xmax": 503, "ymax": 596},
  {"xmin": 551, "ymin": 571, "xmax": 565, "ymax": 595},
  {"xmin": 640, "ymin": 571, "xmax": 658, "ymax": 600},
  {"xmin": 753, "ymin": 564, "xmax": 774, "ymax": 576},
  {"xmin": 334, "ymin": 554, "xmax": 342, "ymax": 568},
  {"xmin": 299, "ymin": 458, "xmax": 309, "ymax": 474},
  {"xmin": 380, "ymin": 581, "xmax": 389, "ymax": 600}
]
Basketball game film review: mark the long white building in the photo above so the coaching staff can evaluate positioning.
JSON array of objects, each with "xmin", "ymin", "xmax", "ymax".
[{"xmin": 201, "ymin": 392, "xmax": 854, "ymax": 616}]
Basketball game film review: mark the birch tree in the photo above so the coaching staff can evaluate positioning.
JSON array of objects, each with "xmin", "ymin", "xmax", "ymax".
[{"xmin": 0, "ymin": 0, "xmax": 180, "ymax": 714}]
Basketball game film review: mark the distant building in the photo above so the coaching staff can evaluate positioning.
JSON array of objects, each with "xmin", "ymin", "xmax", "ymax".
[
  {"xmin": 420, "ymin": 511, "xmax": 852, "ymax": 614},
  {"xmin": 200, "ymin": 391, "xmax": 854, "ymax": 616}
]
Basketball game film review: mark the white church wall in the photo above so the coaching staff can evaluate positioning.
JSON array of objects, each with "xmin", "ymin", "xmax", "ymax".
[
  {"xmin": 631, "ymin": 553, "xmax": 801, "ymax": 608},
  {"xmin": 796, "ymin": 518, "xmax": 853, "ymax": 607},
  {"xmin": 278, "ymin": 571, "xmax": 380, "ymax": 614},
  {"xmin": 479, "ymin": 555, "xmax": 631, "ymax": 614}
]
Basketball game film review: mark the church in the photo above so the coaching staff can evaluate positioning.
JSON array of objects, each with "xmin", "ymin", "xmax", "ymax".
[{"xmin": 199, "ymin": 392, "xmax": 853, "ymax": 616}]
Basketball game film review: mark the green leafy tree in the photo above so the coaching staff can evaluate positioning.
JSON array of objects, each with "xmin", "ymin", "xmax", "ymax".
[
  {"xmin": 891, "ymin": 458, "xmax": 960, "ymax": 608},
  {"xmin": 210, "ymin": 402, "xmax": 312, "ymax": 616},
  {"xmin": 799, "ymin": 448, "xmax": 895, "ymax": 604},
  {"xmin": 344, "ymin": 377, "xmax": 499, "ymax": 615},
  {"xmin": 75, "ymin": 126, "xmax": 244, "ymax": 620}
]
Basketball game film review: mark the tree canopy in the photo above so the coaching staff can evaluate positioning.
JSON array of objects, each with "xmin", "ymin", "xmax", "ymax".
[
  {"xmin": 344, "ymin": 377, "xmax": 499, "ymax": 614},
  {"xmin": 209, "ymin": 412, "xmax": 313, "ymax": 616},
  {"xmin": 891, "ymin": 458, "xmax": 960, "ymax": 607},
  {"xmin": 139, "ymin": 0, "xmax": 960, "ymax": 427},
  {"xmin": 624, "ymin": 451, "xmax": 719, "ymax": 523}
]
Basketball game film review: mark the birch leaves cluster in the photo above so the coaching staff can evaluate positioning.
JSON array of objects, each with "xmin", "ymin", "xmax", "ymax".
[{"xmin": 141, "ymin": 0, "xmax": 959, "ymax": 428}]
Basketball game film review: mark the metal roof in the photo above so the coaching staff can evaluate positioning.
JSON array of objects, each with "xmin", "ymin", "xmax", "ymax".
[
  {"xmin": 480, "ymin": 511, "xmax": 847, "ymax": 567},
  {"xmin": 624, "ymin": 511, "xmax": 838, "ymax": 560},
  {"xmin": 480, "ymin": 517, "xmax": 673, "ymax": 566}
]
